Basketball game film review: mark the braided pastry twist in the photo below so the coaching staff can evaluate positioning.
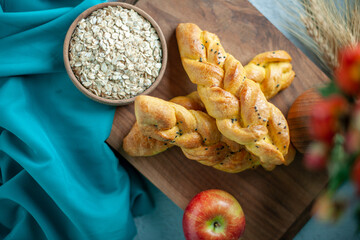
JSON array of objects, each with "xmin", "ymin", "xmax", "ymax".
[
  {"xmin": 125, "ymin": 94, "xmax": 261, "ymax": 172},
  {"xmin": 123, "ymin": 91, "xmax": 204, "ymax": 157},
  {"xmin": 124, "ymin": 49, "xmax": 295, "ymax": 160},
  {"xmin": 244, "ymin": 51, "xmax": 295, "ymax": 99},
  {"xmin": 176, "ymin": 23, "xmax": 293, "ymax": 170}
]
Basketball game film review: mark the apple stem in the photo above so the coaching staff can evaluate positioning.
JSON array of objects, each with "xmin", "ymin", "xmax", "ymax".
[{"xmin": 214, "ymin": 222, "xmax": 220, "ymax": 228}]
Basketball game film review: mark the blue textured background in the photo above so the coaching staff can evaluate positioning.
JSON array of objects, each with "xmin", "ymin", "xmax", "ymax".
[{"xmin": 133, "ymin": 0, "xmax": 359, "ymax": 239}]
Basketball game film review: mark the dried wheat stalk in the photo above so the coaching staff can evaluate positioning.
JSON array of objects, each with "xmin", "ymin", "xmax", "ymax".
[{"xmin": 276, "ymin": 0, "xmax": 360, "ymax": 74}]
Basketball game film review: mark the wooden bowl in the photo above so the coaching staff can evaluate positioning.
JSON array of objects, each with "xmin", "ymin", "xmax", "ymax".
[
  {"xmin": 63, "ymin": 2, "xmax": 168, "ymax": 106},
  {"xmin": 287, "ymin": 88, "xmax": 323, "ymax": 153}
]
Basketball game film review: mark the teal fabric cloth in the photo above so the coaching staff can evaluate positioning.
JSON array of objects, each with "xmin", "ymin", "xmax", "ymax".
[{"xmin": 0, "ymin": 0, "xmax": 152, "ymax": 239}]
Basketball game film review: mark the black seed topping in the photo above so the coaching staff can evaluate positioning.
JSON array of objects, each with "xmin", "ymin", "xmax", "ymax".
[
  {"xmin": 214, "ymin": 51, "xmax": 217, "ymax": 53},
  {"xmin": 148, "ymin": 136, "xmax": 152, "ymax": 139},
  {"xmin": 257, "ymin": 63, "xmax": 260, "ymax": 66},
  {"xmin": 254, "ymin": 139, "xmax": 257, "ymax": 142},
  {"xmin": 276, "ymin": 84, "xmax": 280, "ymax": 88},
  {"xmin": 195, "ymin": 128, "xmax": 198, "ymax": 131},
  {"xmin": 278, "ymin": 132, "xmax": 281, "ymax": 134},
  {"xmin": 164, "ymin": 143, "xmax": 167, "ymax": 145},
  {"xmin": 218, "ymin": 62, "xmax": 221, "ymax": 64},
  {"xmin": 263, "ymin": 137, "xmax": 265, "ymax": 140},
  {"xmin": 199, "ymin": 57, "xmax": 202, "ymax": 62},
  {"xmin": 217, "ymin": 43, "xmax": 219, "ymax": 45},
  {"xmin": 273, "ymin": 51, "xmax": 276, "ymax": 54},
  {"xmin": 180, "ymin": 121, "xmax": 183, "ymax": 123},
  {"xmin": 211, "ymin": 49, "xmax": 213, "ymax": 51},
  {"xmin": 258, "ymin": 117, "xmax": 261, "ymax": 119},
  {"xmin": 220, "ymin": 146, "xmax": 224, "ymax": 150},
  {"xmin": 263, "ymin": 119, "xmax": 267, "ymax": 122},
  {"xmin": 205, "ymin": 41, "xmax": 208, "ymax": 43},
  {"xmin": 256, "ymin": 145, "xmax": 259, "ymax": 148},
  {"xmin": 284, "ymin": 126, "xmax": 287, "ymax": 129},
  {"xmin": 220, "ymin": 162, "xmax": 224, "ymax": 165},
  {"xmin": 205, "ymin": 148, "xmax": 208, "ymax": 150},
  {"xmin": 223, "ymin": 56, "xmax": 226, "ymax": 58},
  {"xmin": 284, "ymin": 145, "xmax": 287, "ymax": 148}
]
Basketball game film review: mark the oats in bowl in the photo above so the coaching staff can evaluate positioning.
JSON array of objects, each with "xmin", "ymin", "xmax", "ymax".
[{"xmin": 68, "ymin": 5, "xmax": 163, "ymax": 101}]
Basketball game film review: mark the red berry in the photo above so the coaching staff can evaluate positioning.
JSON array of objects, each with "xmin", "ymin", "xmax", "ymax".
[
  {"xmin": 310, "ymin": 95, "xmax": 348, "ymax": 144},
  {"xmin": 304, "ymin": 141, "xmax": 328, "ymax": 170},
  {"xmin": 335, "ymin": 44, "xmax": 360, "ymax": 96}
]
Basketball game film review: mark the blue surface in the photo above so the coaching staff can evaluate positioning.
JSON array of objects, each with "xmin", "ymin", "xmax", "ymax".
[
  {"xmin": 133, "ymin": 1, "xmax": 360, "ymax": 239},
  {"xmin": 0, "ymin": 1, "xmax": 152, "ymax": 239}
]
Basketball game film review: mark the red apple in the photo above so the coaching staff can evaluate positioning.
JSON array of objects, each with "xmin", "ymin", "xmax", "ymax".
[{"xmin": 182, "ymin": 189, "xmax": 245, "ymax": 240}]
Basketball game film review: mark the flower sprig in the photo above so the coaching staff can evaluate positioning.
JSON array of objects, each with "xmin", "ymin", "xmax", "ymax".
[{"xmin": 305, "ymin": 44, "xmax": 360, "ymax": 225}]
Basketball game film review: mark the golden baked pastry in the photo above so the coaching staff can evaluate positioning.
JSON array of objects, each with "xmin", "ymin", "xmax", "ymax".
[
  {"xmin": 123, "ymin": 122, "xmax": 171, "ymax": 156},
  {"xmin": 123, "ymin": 50, "xmax": 295, "ymax": 159},
  {"xmin": 124, "ymin": 92, "xmax": 295, "ymax": 172},
  {"xmin": 123, "ymin": 91, "xmax": 203, "ymax": 157},
  {"xmin": 125, "ymin": 94, "xmax": 261, "ymax": 173},
  {"xmin": 244, "ymin": 51, "xmax": 295, "ymax": 99},
  {"xmin": 170, "ymin": 91, "xmax": 206, "ymax": 112},
  {"xmin": 176, "ymin": 23, "xmax": 293, "ymax": 170}
]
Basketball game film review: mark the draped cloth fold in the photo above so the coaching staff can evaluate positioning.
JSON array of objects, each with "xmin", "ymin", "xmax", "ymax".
[{"xmin": 0, "ymin": 0, "xmax": 152, "ymax": 239}]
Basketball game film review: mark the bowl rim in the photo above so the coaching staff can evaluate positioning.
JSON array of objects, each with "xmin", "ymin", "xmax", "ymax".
[{"xmin": 63, "ymin": 2, "xmax": 168, "ymax": 106}]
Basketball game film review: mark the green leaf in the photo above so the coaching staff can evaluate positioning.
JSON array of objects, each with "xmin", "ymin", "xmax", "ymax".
[
  {"xmin": 327, "ymin": 135, "xmax": 351, "ymax": 193},
  {"xmin": 318, "ymin": 80, "xmax": 342, "ymax": 97}
]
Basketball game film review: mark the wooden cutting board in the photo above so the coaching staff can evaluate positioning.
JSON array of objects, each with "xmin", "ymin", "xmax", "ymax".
[{"xmin": 107, "ymin": 0, "xmax": 329, "ymax": 239}]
